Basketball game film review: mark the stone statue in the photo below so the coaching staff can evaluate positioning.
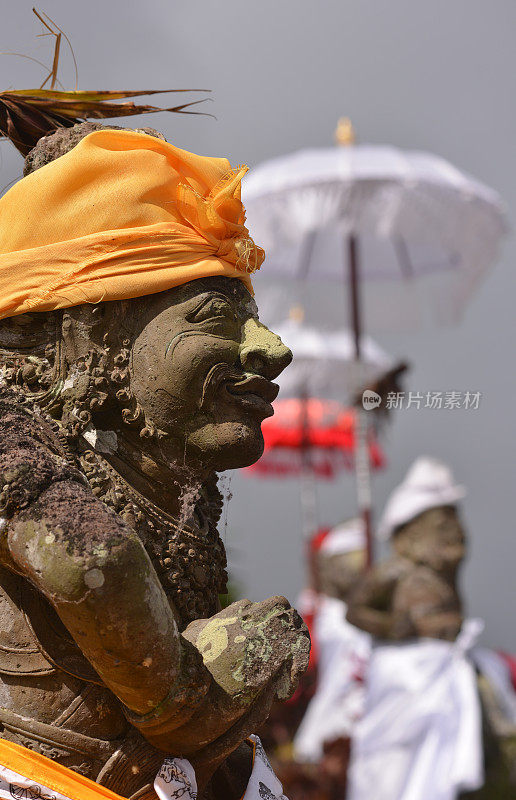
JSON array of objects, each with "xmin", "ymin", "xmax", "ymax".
[
  {"xmin": 344, "ymin": 459, "xmax": 490, "ymax": 800},
  {"xmin": 346, "ymin": 458, "xmax": 466, "ymax": 642},
  {"xmin": 0, "ymin": 124, "xmax": 310, "ymax": 800},
  {"xmin": 346, "ymin": 504, "xmax": 465, "ymax": 641}
]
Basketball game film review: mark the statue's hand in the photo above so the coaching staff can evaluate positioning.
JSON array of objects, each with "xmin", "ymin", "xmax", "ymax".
[
  {"xmin": 182, "ymin": 596, "xmax": 310, "ymax": 705},
  {"xmin": 128, "ymin": 596, "xmax": 309, "ymax": 779}
]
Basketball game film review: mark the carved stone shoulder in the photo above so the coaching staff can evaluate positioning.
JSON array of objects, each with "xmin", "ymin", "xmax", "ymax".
[{"xmin": 0, "ymin": 397, "xmax": 87, "ymax": 530}]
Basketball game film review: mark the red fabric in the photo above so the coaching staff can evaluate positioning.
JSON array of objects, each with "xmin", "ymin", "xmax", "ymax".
[
  {"xmin": 262, "ymin": 399, "xmax": 359, "ymax": 449},
  {"xmin": 246, "ymin": 399, "xmax": 385, "ymax": 479}
]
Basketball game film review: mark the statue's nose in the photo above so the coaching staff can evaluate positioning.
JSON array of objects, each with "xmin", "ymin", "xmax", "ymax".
[{"xmin": 239, "ymin": 319, "xmax": 292, "ymax": 380}]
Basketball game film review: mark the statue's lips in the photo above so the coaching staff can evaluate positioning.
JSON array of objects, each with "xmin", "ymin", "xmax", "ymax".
[{"xmin": 225, "ymin": 374, "xmax": 279, "ymax": 415}]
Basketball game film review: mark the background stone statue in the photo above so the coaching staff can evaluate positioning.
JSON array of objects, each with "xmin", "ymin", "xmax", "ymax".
[
  {"xmin": 0, "ymin": 124, "xmax": 310, "ymax": 800},
  {"xmin": 346, "ymin": 504, "xmax": 465, "ymax": 641},
  {"xmin": 346, "ymin": 457, "xmax": 466, "ymax": 641},
  {"xmin": 344, "ymin": 459, "xmax": 516, "ymax": 800}
]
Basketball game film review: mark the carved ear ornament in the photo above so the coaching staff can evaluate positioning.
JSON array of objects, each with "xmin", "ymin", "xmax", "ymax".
[{"xmin": 0, "ymin": 343, "xmax": 61, "ymax": 410}]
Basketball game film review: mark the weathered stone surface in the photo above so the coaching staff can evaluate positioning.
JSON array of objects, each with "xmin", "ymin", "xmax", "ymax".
[
  {"xmin": 23, "ymin": 121, "xmax": 166, "ymax": 175},
  {"xmin": 183, "ymin": 597, "xmax": 310, "ymax": 703}
]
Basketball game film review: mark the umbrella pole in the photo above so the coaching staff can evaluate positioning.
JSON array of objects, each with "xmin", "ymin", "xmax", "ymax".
[
  {"xmin": 300, "ymin": 466, "xmax": 318, "ymax": 540},
  {"xmin": 300, "ymin": 387, "xmax": 318, "ymax": 539},
  {"xmin": 348, "ymin": 234, "xmax": 374, "ymax": 567}
]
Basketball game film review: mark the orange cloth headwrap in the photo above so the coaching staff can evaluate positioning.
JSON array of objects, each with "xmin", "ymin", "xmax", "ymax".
[{"xmin": 0, "ymin": 129, "xmax": 264, "ymax": 320}]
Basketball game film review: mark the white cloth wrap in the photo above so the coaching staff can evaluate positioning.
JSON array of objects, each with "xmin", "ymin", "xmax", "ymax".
[
  {"xmin": 294, "ymin": 597, "xmax": 371, "ymax": 761},
  {"xmin": 154, "ymin": 735, "xmax": 287, "ymax": 800},
  {"xmin": 154, "ymin": 757, "xmax": 198, "ymax": 800},
  {"xmin": 347, "ymin": 619, "xmax": 485, "ymax": 800}
]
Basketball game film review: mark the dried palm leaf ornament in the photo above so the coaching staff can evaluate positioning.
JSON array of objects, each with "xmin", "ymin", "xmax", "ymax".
[{"xmin": 0, "ymin": 8, "xmax": 210, "ymax": 157}]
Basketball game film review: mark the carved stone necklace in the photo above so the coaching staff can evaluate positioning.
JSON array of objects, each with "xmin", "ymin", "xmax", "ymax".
[{"xmin": 77, "ymin": 447, "xmax": 228, "ymax": 629}]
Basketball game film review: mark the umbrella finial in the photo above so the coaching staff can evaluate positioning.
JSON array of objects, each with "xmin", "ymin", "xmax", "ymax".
[{"xmin": 335, "ymin": 117, "xmax": 355, "ymax": 147}]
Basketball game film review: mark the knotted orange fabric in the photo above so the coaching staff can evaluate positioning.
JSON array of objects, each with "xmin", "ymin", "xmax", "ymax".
[{"xmin": 0, "ymin": 129, "xmax": 264, "ymax": 320}]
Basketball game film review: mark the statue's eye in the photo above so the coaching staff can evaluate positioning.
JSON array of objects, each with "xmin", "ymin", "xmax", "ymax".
[{"xmin": 187, "ymin": 297, "xmax": 236, "ymax": 324}]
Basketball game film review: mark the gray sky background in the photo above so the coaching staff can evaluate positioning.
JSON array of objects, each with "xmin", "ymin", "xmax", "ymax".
[{"xmin": 2, "ymin": 0, "xmax": 515, "ymax": 649}]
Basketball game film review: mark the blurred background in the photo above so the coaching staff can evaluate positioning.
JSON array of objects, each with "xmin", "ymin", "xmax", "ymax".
[{"xmin": 1, "ymin": 0, "xmax": 514, "ymax": 649}]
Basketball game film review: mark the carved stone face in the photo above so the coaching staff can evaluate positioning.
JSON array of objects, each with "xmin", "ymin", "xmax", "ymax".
[
  {"xmin": 125, "ymin": 276, "xmax": 291, "ymax": 471},
  {"xmin": 392, "ymin": 505, "xmax": 466, "ymax": 570}
]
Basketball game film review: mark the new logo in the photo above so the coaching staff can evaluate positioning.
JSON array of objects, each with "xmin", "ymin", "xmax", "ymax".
[{"xmin": 362, "ymin": 390, "xmax": 381, "ymax": 410}]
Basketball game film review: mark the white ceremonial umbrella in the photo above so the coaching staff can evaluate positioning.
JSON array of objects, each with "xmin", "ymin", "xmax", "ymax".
[
  {"xmin": 245, "ymin": 119, "xmax": 507, "ymax": 331},
  {"xmin": 244, "ymin": 119, "xmax": 508, "ymax": 565}
]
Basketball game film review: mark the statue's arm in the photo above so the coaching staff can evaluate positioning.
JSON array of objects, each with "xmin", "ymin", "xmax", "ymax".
[
  {"xmin": 345, "ymin": 568, "xmax": 395, "ymax": 637},
  {"xmin": 5, "ymin": 477, "xmax": 191, "ymax": 713},
  {"xmin": 2, "ymin": 459, "xmax": 303, "ymax": 764},
  {"xmin": 346, "ymin": 560, "xmax": 414, "ymax": 639},
  {"xmin": 0, "ymin": 409, "xmax": 309, "ymax": 770},
  {"xmin": 0, "ymin": 404, "xmax": 207, "ymax": 714}
]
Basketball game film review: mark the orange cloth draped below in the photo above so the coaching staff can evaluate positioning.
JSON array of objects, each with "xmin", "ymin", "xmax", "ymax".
[
  {"xmin": 0, "ymin": 129, "xmax": 263, "ymax": 320},
  {"xmin": 0, "ymin": 738, "xmax": 127, "ymax": 800}
]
